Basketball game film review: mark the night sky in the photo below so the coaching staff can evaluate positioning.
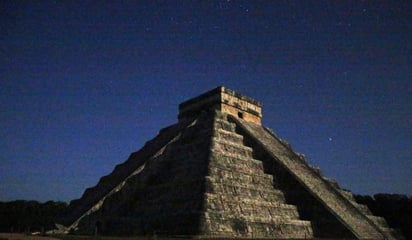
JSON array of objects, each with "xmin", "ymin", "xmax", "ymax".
[{"xmin": 1, "ymin": 1, "xmax": 411, "ymax": 202}]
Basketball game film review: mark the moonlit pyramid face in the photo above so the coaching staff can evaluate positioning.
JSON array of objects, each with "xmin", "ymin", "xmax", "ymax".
[{"xmin": 66, "ymin": 87, "xmax": 402, "ymax": 240}]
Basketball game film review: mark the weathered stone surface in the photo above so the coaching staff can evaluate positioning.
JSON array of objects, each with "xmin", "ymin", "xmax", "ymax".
[
  {"xmin": 179, "ymin": 86, "xmax": 262, "ymax": 124},
  {"xmin": 229, "ymin": 115, "xmax": 401, "ymax": 239},
  {"xmin": 65, "ymin": 87, "xmax": 403, "ymax": 239}
]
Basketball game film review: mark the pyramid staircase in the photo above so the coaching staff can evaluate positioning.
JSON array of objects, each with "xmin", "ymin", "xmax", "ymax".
[
  {"xmin": 64, "ymin": 86, "xmax": 403, "ymax": 239},
  {"xmin": 203, "ymin": 114, "xmax": 313, "ymax": 238}
]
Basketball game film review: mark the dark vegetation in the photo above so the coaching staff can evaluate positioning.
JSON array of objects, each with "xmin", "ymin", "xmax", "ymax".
[
  {"xmin": 0, "ymin": 194, "xmax": 411, "ymax": 239},
  {"xmin": 0, "ymin": 200, "xmax": 67, "ymax": 233},
  {"xmin": 354, "ymin": 193, "xmax": 412, "ymax": 240}
]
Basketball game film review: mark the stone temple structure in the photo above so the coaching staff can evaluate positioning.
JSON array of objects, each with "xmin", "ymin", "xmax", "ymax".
[{"xmin": 64, "ymin": 86, "xmax": 403, "ymax": 239}]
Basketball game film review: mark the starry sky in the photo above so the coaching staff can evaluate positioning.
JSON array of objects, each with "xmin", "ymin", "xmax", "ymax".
[{"xmin": 1, "ymin": 1, "xmax": 411, "ymax": 202}]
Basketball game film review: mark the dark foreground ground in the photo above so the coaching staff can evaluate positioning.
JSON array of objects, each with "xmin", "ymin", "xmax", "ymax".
[
  {"xmin": 0, "ymin": 233, "xmax": 356, "ymax": 240},
  {"xmin": 0, "ymin": 233, "xmax": 59, "ymax": 240}
]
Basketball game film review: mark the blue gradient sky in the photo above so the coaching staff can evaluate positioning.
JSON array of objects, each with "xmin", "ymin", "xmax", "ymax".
[{"xmin": 1, "ymin": 1, "xmax": 411, "ymax": 202}]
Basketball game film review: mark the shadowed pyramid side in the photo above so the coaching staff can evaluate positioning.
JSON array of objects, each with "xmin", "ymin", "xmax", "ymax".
[
  {"xmin": 70, "ymin": 114, "xmax": 214, "ymax": 235},
  {"xmin": 64, "ymin": 119, "xmax": 193, "ymax": 231},
  {"xmin": 229, "ymin": 115, "xmax": 400, "ymax": 240}
]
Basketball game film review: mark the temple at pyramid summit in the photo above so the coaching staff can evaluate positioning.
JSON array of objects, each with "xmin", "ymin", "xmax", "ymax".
[{"xmin": 63, "ymin": 86, "xmax": 403, "ymax": 239}]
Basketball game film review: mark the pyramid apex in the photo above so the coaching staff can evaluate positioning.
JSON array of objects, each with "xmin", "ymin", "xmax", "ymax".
[{"xmin": 178, "ymin": 86, "xmax": 262, "ymax": 124}]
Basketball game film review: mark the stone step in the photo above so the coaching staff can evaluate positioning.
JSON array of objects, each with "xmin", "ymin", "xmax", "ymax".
[
  {"xmin": 367, "ymin": 215, "xmax": 389, "ymax": 228},
  {"xmin": 167, "ymin": 163, "xmax": 207, "ymax": 177},
  {"xmin": 204, "ymin": 193, "xmax": 297, "ymax": 219},
  {"xmin": 130, "ymin": 179, "xmax": 204, "ymax": 201},
  {"xmin": 351, "ymin": 202, "xmax": 373, "ymax": 215},
  {"xmin": 322, "ymin": 176, "xmax": 340, "ymax": 189},
  {"xmin": 213, "ymin": 128, "xmax": 244, "ymax": 144},
  {"xmin": 203, "ymin": 212, "xmax": 313, "ymax": 239},
  {"xmin": 214, "ymin": 118, "xmax": 236, "ymax": 132},
  {"xmin": 210, "ymin": 152, "xmax": 264, "ymax": 169},
  {"xmin": 339, "ymin": 189, "xmax": 356, "ymax": 202},
  {"xmin": 138, "ymin": 163, "xmax": 205, "ymax": 183},
  {"xmin": 179, "ymin": 124, "xmax": 213, "ymax": 139},
  {"xmin": 204, "ymin": 209, "xmax": 303, "ymax": 222},
  {"xmin": 211, "ymin": 139, "xmax": 254, "ymax": 159},
  {"xmin": 379, "ymin": 227, "xmax": 404, "ymax": 240},
  {"xmin": 209, "ymin": 153, "xmax": 263, "ymax": 172},
  {"xmin": 309, "ymin": 164, "xmax": 321, "ymax": 175},
  {"xmin": 134, "ymin": 198, "xmax": 202, "ymax": 216},
  {"xmin": 207, "ymin": 165, "xmax": 274, "ymax": 186},
  {"xmin": 248, "ymin": 219, "xmax": 313, "ymax": 239},
  {"xmin": 204, "ymin": 209, "xmax": 300, "ymax": 224},
  {"xmin": 204, "ymin": 203, "xmax": 300, "ymax": 222},
  {"xmin": 205, "ymin": 176, "xmax": 286, "ymax": 202}
]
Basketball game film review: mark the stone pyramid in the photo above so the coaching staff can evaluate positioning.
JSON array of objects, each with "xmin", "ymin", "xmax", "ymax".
[{"xmin": 65, "ymin": 86, "xmax": 402, "ymax": 239}]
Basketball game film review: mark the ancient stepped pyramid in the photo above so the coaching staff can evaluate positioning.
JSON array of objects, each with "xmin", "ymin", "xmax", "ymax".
[{"xmin": 64, "ymin": 87, "xmax": 403, "ymax": 239}]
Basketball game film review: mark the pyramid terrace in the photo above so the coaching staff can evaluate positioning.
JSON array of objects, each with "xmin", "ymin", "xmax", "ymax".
[{"xmin": 62, "ymin": 87, "xmax": 403, "ymax": 240}]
